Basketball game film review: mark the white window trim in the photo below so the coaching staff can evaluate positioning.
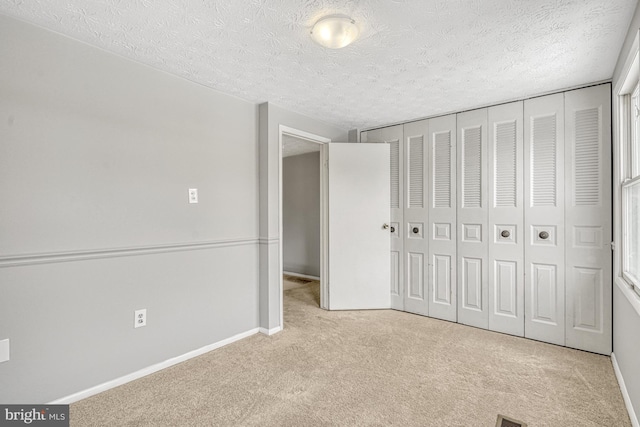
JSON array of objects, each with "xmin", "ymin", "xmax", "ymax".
[
  {"xmin": 621, "ymin": 176, "xmax": 640, "ymax": 290},
  {"xmin": 614, "ymin": 30, "xmax": 640, "ymax": 317}
]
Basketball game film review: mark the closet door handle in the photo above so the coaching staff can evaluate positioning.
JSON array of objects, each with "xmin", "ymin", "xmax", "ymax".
[
  {"xmin": 412, "ymin": 227, "xmax": 420, "ymax": 234},
  {"xmin": 539, "ymin": 231, "xmax": 549, "ymax": 240},
  {"xmin": 383, "ymin": 223, "xmax": 390, "ymax": 230},
  {"xmin": 390, "ymin": 226, "xmax": 395, "ymax": 233},
  {"xmin": 501, "ymin": 230, "xmax": 510, "ymax": 238}
]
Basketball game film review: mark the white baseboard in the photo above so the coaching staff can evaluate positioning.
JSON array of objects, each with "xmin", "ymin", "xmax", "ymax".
[
  {"xmin": 283, "ymin": 271, "xmax": 320, "ymax": 281},
  {"xmin": 612, "ymin": 352, "xmax": 640, "ymax": 427},
  {"xmin": 49, "ymin": 327, "xmax": 260, "ymax": 405},
  {"xmin": 259, "ymin": 326, "xmax": 282, "ymax": 336}
]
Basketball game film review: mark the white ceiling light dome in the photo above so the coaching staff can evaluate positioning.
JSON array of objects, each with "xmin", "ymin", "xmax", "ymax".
[{"xmin": 310, "ymin": 16, "xmax": 359, "ymax": 49}]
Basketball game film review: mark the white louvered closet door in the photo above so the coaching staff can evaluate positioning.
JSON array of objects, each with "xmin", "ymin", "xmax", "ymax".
[
  {"xmin": 564, "ymin": 84, "xmax": 612, "ymax": 355},
  {"xmin": 428, "ymin": 114, "xmax": 457, "ymax": 322},
  {"xmin": 403, "ymin": 120, "xmax": 429, "ymax": 316},
  {"xmin": 457, "ymin": 109, "xmax": 489, "ymax": 329},
  {"xmin": 361, "ymin": 125, "xmax": 405, "ymax": 310},
  {"xmin": 524, "ymin": 93, "xmax": 565, "ymax": 346},
  {"xmin": 488, "ymin": 102, "xmax": 524, "ymax": 336}
]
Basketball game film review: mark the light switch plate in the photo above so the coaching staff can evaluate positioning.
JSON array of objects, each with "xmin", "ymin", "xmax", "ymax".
[
  {"xmin": 188, "ymin": 188, "xmax": 198, "ymax": 204},
  {"xmin": 0, "ymin": 339, "xmax": 9, "ymax": 363}
]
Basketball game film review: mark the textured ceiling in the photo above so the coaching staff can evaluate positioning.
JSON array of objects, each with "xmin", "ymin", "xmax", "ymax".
[
  {"xmin": 0, "ymin": 0, "xmax": 637, "ymax": 130},
  {"xmin": 282, "ymin": 134, "xmax": 321, "ymax": 158}
]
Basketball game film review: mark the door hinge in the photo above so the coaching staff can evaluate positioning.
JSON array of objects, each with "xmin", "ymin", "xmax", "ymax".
[{"xmin": 610, "ymin": 241, "xmax": 615, "ymax": 251}]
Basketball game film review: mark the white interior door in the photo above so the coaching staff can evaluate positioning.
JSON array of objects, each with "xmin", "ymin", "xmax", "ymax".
[
  {"xmin": 564, "ymin": 84, "xmax": 612, "ymax": 355},
  {"xmin": 488, "ymin": 101, "xmax": 525, "ymax": 336},
  {"xmin": 427, "ymin": 114, "xmax": 457, "ymax": 322},
  {"xmin": 457, "ymin": 108, "xmax": 489, "ymax": 329},
  {"xmin": 328, "ymin": 143, "xmax": 391, "ymax": 310},
  {"xmin": 403, "ymin": 120, "xmax": 429, "ymax": 316},
  {"xmin": 361, "ymin": 126, "xmax": 404, "ymax": 310},
  {"xmin": 524, "ymin": 93, "xmax": 566, "ymax": 346}
]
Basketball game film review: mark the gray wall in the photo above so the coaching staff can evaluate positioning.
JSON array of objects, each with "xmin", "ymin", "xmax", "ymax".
[
  {"xmin": 283, "ymin": 152, "xmax": 320, "ymax": 277},
  {"xmin": 258, "ymin": 103, "xmax": 348, "ymax": 330},
  {"xmin": 0, "ymin": 15, "xmax": 259, "ymax": 403},
  {"xmin": 613, "ymin": 287, "xmax": 640, "ymax": 421},
  {"xmin": 612, "ymin": 1, "xmax": 640, "ymax": 422}
]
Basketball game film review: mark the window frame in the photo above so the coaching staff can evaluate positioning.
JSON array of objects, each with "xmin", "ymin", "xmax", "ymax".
[
  {"xmin": 632, "ymin": 83, "xmax": 640, "ymax": 177},
  {"xmin": 614, "ymin": 30, "xmax": 640, "ymax": 313},
  {"xmin": 621, "ymin": 176, "xmax": 640, "ymax": 294}
]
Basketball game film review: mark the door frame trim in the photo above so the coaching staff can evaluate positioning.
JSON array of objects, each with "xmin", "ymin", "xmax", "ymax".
[{"xmin": 279, "ymin": 125, "xmax": 331, "ymax": 318}]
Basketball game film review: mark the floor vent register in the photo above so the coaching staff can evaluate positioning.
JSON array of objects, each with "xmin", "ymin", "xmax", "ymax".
[{"xmin": 496, "ymin": 414, "xmax": 527, "ymax": 427}]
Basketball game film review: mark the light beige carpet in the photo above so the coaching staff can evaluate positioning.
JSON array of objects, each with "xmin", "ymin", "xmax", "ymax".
[
  {"xmin": 282, "ymin": 274, "xmax": 315, "ymax": 291},
  {"xmin": 72, "ymin": 280, "xmax": 630, "ymax": 426}
]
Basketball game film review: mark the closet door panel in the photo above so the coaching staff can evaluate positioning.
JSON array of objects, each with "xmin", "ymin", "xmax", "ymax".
[
  {"xmin": 488, "ymin": 102, "xmax": 524, "ymax": 336},
  {"xmin": 564, "ymin": 84, "xmax": 611, "ymax": 355},
  {"xmin": 457, "ymin": 109, "xmax": 489, "ymax": 329},
  {"xmin": 524, "ymin": 93, "xmax": 565, "ymax": 346},
  {"xmin": 361, "ymin": 125, "xmax": 405, "ymax": 310},
  {"xmin": 403, "ymin": 120, "xmax": 429, "ymax": 315},
  {"xmin": 428, "ymin": 114, "xmax": 457, "ymax": 321}
]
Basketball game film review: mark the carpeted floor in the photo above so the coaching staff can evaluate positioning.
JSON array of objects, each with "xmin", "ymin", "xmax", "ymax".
[
  {"xmin": 282, "ymin": 274, "xmax": 315, "ymax": 291},
  {"xmin": 71, "ymin": 278, "xmax": 630, "ymax": 426}
]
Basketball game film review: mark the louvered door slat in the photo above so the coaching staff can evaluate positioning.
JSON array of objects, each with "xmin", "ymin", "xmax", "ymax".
[
  {"xmin": 573, "ymin": 108, "xmax": 601, "ymax": 206},
  {"xmin": 390, "ymin": 140, "xmax": 400, "ymax": 209},
  {"xmin": 531, "ymin": 115, "xmax": 557, "ymax": 207},
  {"xmin": 494, "ymin": 121, "xmax": 517, "ymax": 208},
  {"xmin": 463, "ymin": 127, "xmax": 482, "ymax": 208},
  {"xmin": 434, "ymin": 132, "xmax": 452, "ymax": 208},
  {"xmin": 409, "ymin": 136, "xmax": 424, "ymax": 208}
]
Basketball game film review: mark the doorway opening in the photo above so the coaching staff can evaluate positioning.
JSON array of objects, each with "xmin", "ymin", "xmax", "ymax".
[{"xmin": 279, "ymin": 126, "xmax": 330, "ymax": 320}]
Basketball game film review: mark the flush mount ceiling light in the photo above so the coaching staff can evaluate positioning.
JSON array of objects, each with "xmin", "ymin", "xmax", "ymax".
[{"xmin": 310, "ymin": 16, "xmax": 359, "ymax": 49}]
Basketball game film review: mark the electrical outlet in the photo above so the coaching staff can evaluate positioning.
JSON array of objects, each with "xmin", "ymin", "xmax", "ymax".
[
  {"xmin": 0, "ymin": 339, "xmax": 9, "ymax": 363},
  {"xmin": 134, "ymin": 309, "xmax": 147, "ymax": 328},
  {"xmin": 188, "ymin": 188, "xmax": 198, "ymax": 204}
]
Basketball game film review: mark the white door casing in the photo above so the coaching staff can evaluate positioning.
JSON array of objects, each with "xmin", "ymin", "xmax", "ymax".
[
  {"xmin": 457, "ymin": 109, "xmax": 489, "ymax": 329},
  {"xmin": 361, "ymin": 126, "xmax": 405, "ymax": 310},
  {"xmin": 327, "ymin": 143, "xmax": 391, "ymax": 310},
  {"xmin": 524, "ymin": 93, "xmax": 566, "ymax": 346},
  {"xmin": 564, "ymin": 84, "xmax": 612, "ymax": 354},
  {"xmin": 428, "ymin": 114, "xmax": 458, "ymax": 322},
  {"xmin": 488, "ymin": 102, "xmax": 525, "ymax": 336}
]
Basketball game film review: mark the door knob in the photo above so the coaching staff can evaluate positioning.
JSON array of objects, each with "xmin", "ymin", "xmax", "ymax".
[
  {"xmin": 539, "ymin": 231, "xmax": 549, "ymax": 240},
  {"xmin": 501, "ymin": 230, "xmax": 510, "ymax": 238},
  {"xmin": 383, "ymin": 223, "xmax": 390, "ymax": 229},
  {"xmin": 412, "ymin": 227, "xmax": 420, "ymax": 234}
]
